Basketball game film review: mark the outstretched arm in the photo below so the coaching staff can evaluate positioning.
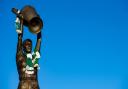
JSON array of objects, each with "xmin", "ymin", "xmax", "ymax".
[{"xmin": 35, "ymin": 32, "xmax": 42, "ymax": 52}]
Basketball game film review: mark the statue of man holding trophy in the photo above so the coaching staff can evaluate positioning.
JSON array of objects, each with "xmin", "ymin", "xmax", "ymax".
[{"xmin": 12, "ymin": 5, "xmax": 43, "ymax": 89}]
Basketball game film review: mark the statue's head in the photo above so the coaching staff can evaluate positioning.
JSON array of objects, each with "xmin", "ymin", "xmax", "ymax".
[{"xmin": 23, "ymin": 39, "xmax": 32, "ymax": 53}]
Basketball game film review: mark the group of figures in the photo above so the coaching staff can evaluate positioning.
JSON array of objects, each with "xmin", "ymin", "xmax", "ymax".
[{"xmin": 12, "ymin": 5, "xmax": 43, "ymax": 89}]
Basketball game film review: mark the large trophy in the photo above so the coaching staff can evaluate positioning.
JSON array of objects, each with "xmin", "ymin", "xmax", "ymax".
[
  {"xmin": 12, "ymin": 5, "xmax": 43, "ymax": 34},
  {"xmin": 12, "ymin": 5, "xmax": 43, "ymax": 89}
]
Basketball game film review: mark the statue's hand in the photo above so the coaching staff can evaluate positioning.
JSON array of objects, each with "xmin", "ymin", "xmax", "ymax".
[
  {"xmin": 15, "ymin": 17, "xmax": 22, "ymax": 34},
  {"xmin": 14, "ymin": 10, "xmax": 23, "ymax": 34}
]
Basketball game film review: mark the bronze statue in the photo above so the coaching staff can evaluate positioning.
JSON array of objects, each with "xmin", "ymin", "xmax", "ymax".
[{"xmin": 12, "ymin": 5, "xmax": 43, "ymax": 89}]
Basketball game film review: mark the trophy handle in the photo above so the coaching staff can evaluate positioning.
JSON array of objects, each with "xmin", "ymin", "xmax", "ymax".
[{"xmin": 12, "ymin": 8, "xmax": 23, "ymax": 19}]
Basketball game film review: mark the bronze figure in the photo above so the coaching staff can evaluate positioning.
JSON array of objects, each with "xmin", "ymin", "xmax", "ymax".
[{"xmin": 12, "ymin": 6, "xmax": 43, "ymax": 89}]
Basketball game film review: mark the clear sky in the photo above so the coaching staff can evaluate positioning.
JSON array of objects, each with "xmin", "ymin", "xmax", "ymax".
[{"xmin": 0, "ymin": 0, "xmax": 128, "ymax": 89}]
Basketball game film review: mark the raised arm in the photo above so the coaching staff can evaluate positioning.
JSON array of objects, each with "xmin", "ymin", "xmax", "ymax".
[
  {"xmin": 35, "ymin": 32, "xmax": 42, "ymax": 52},
  {"xmin": 16, "ymin": 34, "xmax": 22, "ymax": 55}
]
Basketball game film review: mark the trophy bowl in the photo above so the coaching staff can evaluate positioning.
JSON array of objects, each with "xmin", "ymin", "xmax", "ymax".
[{"xmin": 21, "ymin": 5, "xmax": 43, "ymax": 34}]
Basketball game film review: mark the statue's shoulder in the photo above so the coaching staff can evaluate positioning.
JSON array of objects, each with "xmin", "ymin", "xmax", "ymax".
[{"xmin": 16, "ymin": 53, "xmax": 26, "ymax": 62}]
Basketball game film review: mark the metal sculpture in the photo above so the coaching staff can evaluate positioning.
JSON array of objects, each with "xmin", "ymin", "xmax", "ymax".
[{"xmin": 12, "ymin": 5, "xmax": 43, "ymax": 89}]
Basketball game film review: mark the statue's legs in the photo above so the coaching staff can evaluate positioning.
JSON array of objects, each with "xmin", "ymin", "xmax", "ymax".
[{"xmin": 18, "ymin": 80, "xmax": 39, "ymax": 89}]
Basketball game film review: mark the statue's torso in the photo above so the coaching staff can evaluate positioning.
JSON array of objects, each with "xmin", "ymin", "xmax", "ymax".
[{"xmin": 16, "ymin": 54, "xmax": 39, "ymax": 89}]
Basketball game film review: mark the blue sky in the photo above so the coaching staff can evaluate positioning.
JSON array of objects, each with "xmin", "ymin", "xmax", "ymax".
[{"xmin": 0, "ymin": 0, "xmax": 128, "ymax": 89}]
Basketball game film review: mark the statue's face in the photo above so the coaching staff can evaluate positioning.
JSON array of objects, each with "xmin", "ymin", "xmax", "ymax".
[{"xmin": 24, "ymin": 41, "xmax": 32, "ymax": 53}]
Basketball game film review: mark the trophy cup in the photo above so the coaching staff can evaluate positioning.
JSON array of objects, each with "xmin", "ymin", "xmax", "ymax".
[{"xmin": 12, "ymin": 5, "xmax": 43, "ymax": 34}]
